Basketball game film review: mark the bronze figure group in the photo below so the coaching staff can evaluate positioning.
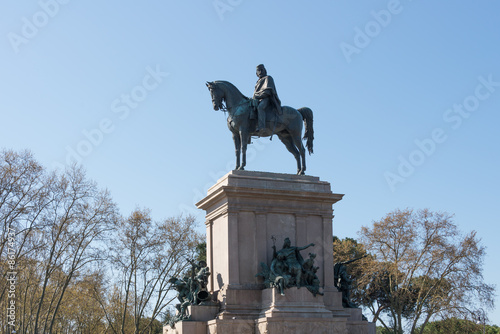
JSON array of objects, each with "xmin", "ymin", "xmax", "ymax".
[{"xmin": 257, "ymin": 237, "xmax": 323, "ymax": 297}]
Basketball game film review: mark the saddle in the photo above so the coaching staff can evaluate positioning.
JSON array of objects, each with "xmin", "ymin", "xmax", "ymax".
[{"xmin": 249, "ymin": 98, "xmax": 281, "ymax": 122}]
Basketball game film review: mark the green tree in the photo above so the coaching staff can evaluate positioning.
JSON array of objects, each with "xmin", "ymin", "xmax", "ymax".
[
  {"xmin": 195, "ymin": 241, "xmax": 206, "ymax": 263},
  {"xmin": 332, "ymin": 236, "xmax": 372, "ymax": 305},
  {"xmin": 417, "ymin": 317, "xmax": 500, "ymax": 334},
  {"xmin": 359, "ymin": 209, "xmax": 495, "ymax": 334},
  {"xmin": 376, "ymin": 327, "xmax": 394, "ymax": 334},
  {"xmin": 333, "ymin": 236, "xmax": 397, "ymax": 328}
]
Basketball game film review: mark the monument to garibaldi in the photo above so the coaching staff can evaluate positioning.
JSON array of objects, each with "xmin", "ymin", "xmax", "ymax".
[{"xmin": 165, "ymin": 65, "xmax": 375, "ymax": 334}]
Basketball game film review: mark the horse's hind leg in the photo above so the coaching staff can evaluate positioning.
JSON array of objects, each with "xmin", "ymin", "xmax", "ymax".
[
  {"xmin": 233, "ymin": 132, "xmax": 241, "ymax": 170},
  {"xmin": 278, "ymin": 132, "xmax": 301, "ymax": 174},
  {"xmin": 291, "ymin": 133, "xmax": 306, "ymax": 175}
]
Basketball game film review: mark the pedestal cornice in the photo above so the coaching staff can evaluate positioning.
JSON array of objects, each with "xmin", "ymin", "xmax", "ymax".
[{"xmin": 196, "ymin": 170, "xmax": 344, "ymax": 221}]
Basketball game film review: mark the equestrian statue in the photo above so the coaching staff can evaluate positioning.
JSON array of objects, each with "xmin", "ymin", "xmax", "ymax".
[{"xmin": 206, "ymin": 64, "xmax": 314, "ymax": 175}]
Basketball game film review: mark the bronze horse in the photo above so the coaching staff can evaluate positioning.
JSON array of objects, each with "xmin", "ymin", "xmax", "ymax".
[{"xmin": 206, "ymin": 80, "xmax": 314, "ymax": 175}]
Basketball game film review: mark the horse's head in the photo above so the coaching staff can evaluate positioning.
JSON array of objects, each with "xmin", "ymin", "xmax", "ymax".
[{"xmin": 206, "ymin": 81, "xmax": 224, "ymax": 111}]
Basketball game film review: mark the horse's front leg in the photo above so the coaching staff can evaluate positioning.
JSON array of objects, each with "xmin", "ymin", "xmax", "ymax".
[
  {"xmin": 238, "ymin": 131, "xmax": 249, "ymax": 170},
  {"xmin": 233, "ymin": 132, "xmax": 241, "ymax": 170}
]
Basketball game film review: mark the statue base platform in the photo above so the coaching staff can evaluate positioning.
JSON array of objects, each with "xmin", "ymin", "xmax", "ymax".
[
  {"xmin": 204, "ymin": 288, "xmax": 375, "ymax": 334},
  {"xmin": 164, "ymin": 302, "xmax": 375, "ymax": 334},
  {"xmin": 162, "ymin": 170, "xmax": 375, "ymax": 333}
]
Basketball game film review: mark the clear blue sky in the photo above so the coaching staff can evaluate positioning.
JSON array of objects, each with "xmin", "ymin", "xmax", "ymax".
[{"xmin": 1, "ymin": 0, "xmax": 499, "ymax": 326}]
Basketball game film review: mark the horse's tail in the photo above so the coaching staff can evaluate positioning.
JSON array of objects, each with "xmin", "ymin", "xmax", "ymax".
[{"xmin": 298, "ymin": 107, "xmax": 314, "ymax": 155}]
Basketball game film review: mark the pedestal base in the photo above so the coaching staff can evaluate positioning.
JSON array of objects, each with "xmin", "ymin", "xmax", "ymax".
[
  {"xmin": 191, "ymin": 170, "xmax": 375, "ymax": 333},
  {"xmin": 188, "ymin": 304, "xmax": 219, "ymax": 322},
  {"xmin": 207, "ymin": 319, "xmax": 256, "ymax": 334},
  {"xmin": 256, "ymin": 317, "xmax": 348, "ymax": 334},
  {"xmin": 163, "ymin": 304, "xmax": 220, "ymax": 334},
  {"xmin": 260, "ymin": 287, "xmax": 333, "ymax": 319},
  {"xmin": 163, "ymin": 321, "xmax": 207, "ymax": 334},
  {"xmin": 345, "ymin": 309, "xmax": 376, "ymax": 334}
]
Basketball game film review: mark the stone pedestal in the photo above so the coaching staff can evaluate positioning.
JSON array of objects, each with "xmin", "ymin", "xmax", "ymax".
[
  {"xmin": 196, "ymin": 170, "xmax": 343, "ymax": 318},
  {"xmin": 164, "ymin": 321, "xmax": 206, "ymax": 334},
  {"xmin": 345, "ymin": 309, "xmax": 376, "ymax": 334},
  {"xmin": 164, "ymin": 305, "xmax": 219, "ymax": 334},
  {"xmin": 260, "ymin": 287, "xmax": 334, "ymax": 319},
  {"xmin": 163, "ymin": 170, "xmax": 375, "ymax": 333},
  {"xmin": 187, "ymin": 304, "xmax": 219, "ymax": 321}
]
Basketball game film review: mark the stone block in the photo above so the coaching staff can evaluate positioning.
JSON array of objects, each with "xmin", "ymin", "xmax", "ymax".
[
  {"xmin": 260, "ymin": 287, "xmax": 333, "ymax": 318},
  {"xmin": 188, "ymin": 304, "xmax": 220, "ymax": 322},
  {"xmin": 346, "ymin": 321, "xmax": 376, "ymax": 334},
  {"xmin": 346, "ymin": 308, "xmax": 363, "ymax": 322},
  {"xmin": 207, "ymin": 319, "xmax": 255, "ymax": 334},
  {"xmin": 217, "ymin": 286, "xmax": 263, "ymax": 319},
  {"xmin": 163, "ymin": 321, "xmax": 206, "ymax": 334},
  {"xmin": 256, "ymin": 317, "xmax": 348, "ymax": 334},
  {"xmin": 345, "ymin": 308, "xmax": 376, "ymax": 334}
]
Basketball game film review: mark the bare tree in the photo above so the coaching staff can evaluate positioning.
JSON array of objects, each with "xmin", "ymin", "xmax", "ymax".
[
  {"xmin": 100, "ymin": 210, "xmax": 202, "ymax": 334},
  {"xmin": 0, "ymin": 149, "xmax": 118, "ymax": 333},
  {"xmin": 30, "ymin": 165, "xmax": 117, "ymax": 333},
  {"xmin": 1, "ymin": 149, "xmax": 201, "ymax": 334},
  {"xmin": 359, "ymin": 208, "xmax": 495, "ymax": 334},
  {"xmin": 1, "ymin": 150, "xmax": 47, "ymax": 311}
]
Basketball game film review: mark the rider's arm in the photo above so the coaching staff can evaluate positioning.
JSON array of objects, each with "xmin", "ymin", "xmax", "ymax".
[{"xmin": 253, "ymin": 90, "xmax": 270, "ymax": 99}]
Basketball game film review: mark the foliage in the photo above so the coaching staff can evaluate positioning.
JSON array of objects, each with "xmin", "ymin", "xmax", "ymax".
[
  {"xmin": 417, "ymin": 318, "xmax": 500, "ymax": 334},
  {"xmin": 332, "ymin": 236, "xmax": 374, "ymax": 306},
  {"xmin": 195, "ymin": 241, "xmax": 207, "ymax": 264},
  {"xmin": 332, "ymin": 236, "xmax": 368, "ymax": 261},
  {"xmin": 333, "ymin": 236, "xmax": 398, "ymax": 324},
  {"xmin": 0, "ymin": 149, "xmax": 203, "ymax": 333},
  {"xmin": 376, "ymin": 327, "xmax": 394, "ymax": 334},
  {"xmin": 359, "ymin": 208, "xmax": 495, "ymax": 334}
]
